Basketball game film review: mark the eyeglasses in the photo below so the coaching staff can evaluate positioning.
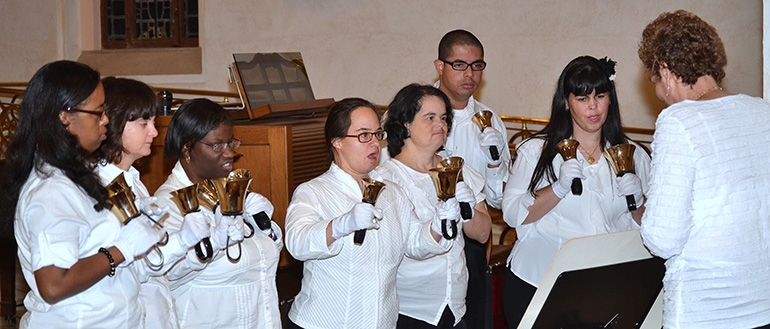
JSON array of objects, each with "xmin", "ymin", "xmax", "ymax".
[
  {"xmin": 343, "ymin": 130, "xmax": 387, "ymax": 143},
  {"xmin": 440, "ymin": 59, "xmax": 487, "ymax": 71},
  {"xmin": 66, "ymin": 106, "xmax": 106, "ymax": 117},
  {"xmin": 197, "ymin": 138, "xmax": 242, "ymax": 153}
]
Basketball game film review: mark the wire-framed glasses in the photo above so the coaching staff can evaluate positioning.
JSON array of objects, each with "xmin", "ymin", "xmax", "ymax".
[{"xmin": 197, "ymin": 138, "xmax": 242, "ymax": 152}]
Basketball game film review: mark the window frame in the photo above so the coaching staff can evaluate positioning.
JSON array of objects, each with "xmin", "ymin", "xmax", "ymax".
[{"xmin": 100, "ymin": 0, "xmax": 198, "ymax": 49}]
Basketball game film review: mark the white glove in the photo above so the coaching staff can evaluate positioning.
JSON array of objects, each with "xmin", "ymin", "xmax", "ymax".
[
  {"xmin": 331, "ymin": 203, "xmax": 382, "ymax": 240},
  {"xmin": 617, "ymin": 173, "xmax": 644, "ymax": 206},
  {"xmin": 225, "ymin": 215, "xmax": 245, "ymax": 243},
  {"xmin": 479, "ymin": 127, "xmax": 505, "ymax": 166},
  {"xmin": 552, "ymin": 158, "xmax": 584, "ymax": 199},
  {"xmin": 210, "ymin": 212, "xmax": 229, "ymax": 251},
  {"xmin": 113, "ymin": 215, "xmax": 166, "ymax": 264},
  {"xmin": 135, "ymin": 196, "xmax": 169, "ymax": 220},
  {"xmin": 432, "ymin": 198, "xmax": 461, "ymax": 236},
  {"xmin": 454, "ymin": 181, "xmax": 476, "ymax": 221},
  {"xmin": 178, "ymin": 212, "xmax": 211, "ymax": 249},
  {"xmin": 244, "ymin": 192, "xmax": 274, "ymax": 218}
]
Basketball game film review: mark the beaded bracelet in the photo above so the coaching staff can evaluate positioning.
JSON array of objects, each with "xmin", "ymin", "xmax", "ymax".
[{"xmin": 98, "ymin": 247, "xmax": 116, "ymax": 277}]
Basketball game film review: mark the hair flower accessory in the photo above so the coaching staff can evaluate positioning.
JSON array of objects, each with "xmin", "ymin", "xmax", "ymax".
[{"xmin": 597, "ymin": 56, "xmax": 617, "ymax": 81}]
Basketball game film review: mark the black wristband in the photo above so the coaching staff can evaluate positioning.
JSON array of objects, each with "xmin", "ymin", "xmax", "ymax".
[{"xmin": 99, "ymin": 247, "xmax": 116, "ymax": 277}]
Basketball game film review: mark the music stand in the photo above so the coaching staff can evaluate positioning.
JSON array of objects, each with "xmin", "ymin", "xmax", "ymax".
[
  {"xmin": 531, "ymin": 257, "xmax": 664, "ymax": 329},
  {"xmin": 231, "ymin": 52, "xmax": 334, "ymax": 120}
]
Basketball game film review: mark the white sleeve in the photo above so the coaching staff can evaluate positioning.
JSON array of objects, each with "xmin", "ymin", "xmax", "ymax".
[
  {"xmin": 501, "ymin": 140, "xmax": 541, "ymax": 240},
  {"xmin": 641, "ymin": 113, "xmax": 695, "ymax": 259},
  {"xmin": 285, "ymin": 184, "xmax": 343, "ymax": 260}
]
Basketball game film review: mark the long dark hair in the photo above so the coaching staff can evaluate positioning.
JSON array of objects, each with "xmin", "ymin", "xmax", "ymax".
[
  {"xmin": 526, "ymin": 56, "xmax": 628, "ymax": 196},
  {"xmin": 384, "ymin": 83, "xmax": 453, "ymax": 158},
  {"xmin": 93, "ymin": 76, "xmax": 160, "ymax": 165},
  {"xmin": 0, "ymin": 60, "xmax": 109, "ymax": 227}
]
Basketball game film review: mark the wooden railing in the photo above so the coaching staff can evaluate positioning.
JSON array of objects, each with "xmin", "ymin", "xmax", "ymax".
[{"xmin": 500, "ymin": 115, "xmax": 655, "ymax": 155}]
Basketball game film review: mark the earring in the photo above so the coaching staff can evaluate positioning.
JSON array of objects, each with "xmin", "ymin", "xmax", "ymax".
[
  {"xmin": 665, "ymin": 85, "xmax": 670, "ymax": 97},
  {"xmin": 185, "ymin": 155, "xmax": 191, "ymax": 163}
]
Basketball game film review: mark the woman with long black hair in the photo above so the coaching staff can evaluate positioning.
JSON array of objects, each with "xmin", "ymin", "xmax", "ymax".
[
  {"xmin": 501, "ymin": 56, "xmax": 651, "ymax": 328},
  {"xmin": 0, "ymin": 61, "xmax": 164, "ymax": 328}
]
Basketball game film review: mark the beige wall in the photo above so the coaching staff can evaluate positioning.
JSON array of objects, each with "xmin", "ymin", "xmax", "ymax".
[{"xmin": 0, "ymin": 0, "xmax": 762, "ymax": 129}]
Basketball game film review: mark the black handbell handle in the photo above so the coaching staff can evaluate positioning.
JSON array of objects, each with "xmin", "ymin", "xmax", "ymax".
[
  {"xmin": 489, "ymin": 145, "xmax": 500, "ymax": 161},
  {"xmin": 460, "ymin": 203, "xmax": 473, "ymax": 220},
  {"xmin": 571, "ymin": 178, "xmax": 583, "ymax": 195},
  {"xmin": 226, "ymin": 236, "xmax": 242, "ymax": 262},
  {"xmin": 252, "ymin": 211, "xmax": 277, "ymax": 241},
  {"xmin": 354, "ymin": 199, "xmax": 376, "ymax": 245},
  {"xmin": 194, "ymin": 238, "xmax": 213, "ymax": 261},
  {"xmin": 441, "ymin": 219, "xmax": 458, "ymax": 240}
]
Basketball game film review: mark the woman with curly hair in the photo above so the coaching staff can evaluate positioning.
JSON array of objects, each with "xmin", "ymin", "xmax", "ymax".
[
  {"xmin": 501, "ymin": 55, "xmax": 650, "ymax": 328},
  {"xmin": 638, "ymin": 10, "xmax": 770, "ymax": 328}
]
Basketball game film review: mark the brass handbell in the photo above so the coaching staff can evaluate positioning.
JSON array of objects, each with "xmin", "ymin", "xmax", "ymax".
[
  {"xmin": 197, "ymin": 179, "xmax": 219, "ymax": 211},
  {"xmin": 437, "ymin": 157, "xmax": 472, "ymax": 220},
  {"xmin": 108, "ymin": 187, "xmax": 141, "ymax": 224},
  {"xmin": 210, "ymin": 170, "xmax": 253, "ymax": 262},
  {"xmin": 428, "ymin": 166, "xmax": 461, "ymax": 239},
  {"xmin": 603, "ymin": 144, "xmax": 639, "ymax": 211},
  {"xmin": 472, "ymin": 111, "xmax": 500, "ymax": 161},
  {"xmin": 171, "ymin": 184, "xmax": 214, "ymax": 261},
  {"xmin": 555, "ymin": 139, "xmax": 583, "ymax": 195},
  {"xmin": 354, "ymin": 178, "xmax": 387, "ymax": 246},
  {"xmin": 106, "ymin": 173, "xmax": 165, "ymax": 269}
]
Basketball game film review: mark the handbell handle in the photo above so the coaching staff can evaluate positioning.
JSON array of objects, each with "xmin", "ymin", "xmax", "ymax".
[
  {"xmin": 441, "ymin": 219, "xmax": 458, "ymax": 240},
  {"xmin": 354, "ymin": 198, "xmax": 376, "ymax": 245},
  {"xmin": 194, "ymin": 238, "xmax": 213, "ymax": 261},
  {"xmin": 571, "ymin": 178, "xmax": 583, "ymax": 195},
  {"xmin": 626, "ymin": 195, "xmax": 638, "ymax": 211},
  {"xmin": 489, "ymin": 145, "xmax": 500, "ymax": 162},
  {"xmin": 460, "ymin": 202, "xmax": 473, "ymax": 220}
]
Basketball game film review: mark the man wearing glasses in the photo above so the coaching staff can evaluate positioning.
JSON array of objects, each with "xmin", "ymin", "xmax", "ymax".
[{"xmin": 434, "ymin": 29, "xmax": 510, "ymax": 329}]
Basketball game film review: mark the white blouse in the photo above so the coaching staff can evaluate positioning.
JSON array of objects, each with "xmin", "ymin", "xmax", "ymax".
[
  {"xmin": 374, "ymin": 158, "xmax": 486, "ymax": 326},
  {"xmin": 286, "ymin": 162, "xmax": 449, "ymax": 329},
  {"xmin": 96, "ymin": 163, "xmax": 186, "ymax": 329},
  {"xmin": 503, "ymin": 137, "xmax": 650, "ymax": 287},
  {"xmin": 154, "ymin": 161, "xmax": 283, "ymax": 329},
  {"xmin": 15, "ymin": 163, "xmax": 144, "ymax": 328},
  {"xmin": 641, "ymin": 95, "xmax": 770, "ymax": 329}
]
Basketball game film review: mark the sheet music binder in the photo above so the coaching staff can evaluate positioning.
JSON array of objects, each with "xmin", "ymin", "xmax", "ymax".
[{"xmin": 532, "ymin": 257, "xmax": 665, "ymax": 329}]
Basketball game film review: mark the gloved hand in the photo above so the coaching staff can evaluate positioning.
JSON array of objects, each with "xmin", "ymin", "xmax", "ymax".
[
  {"xmin": 479, "ymin": 127, "xmax": 505, "ymax": 166},
  {"xmin": 552, "ymin": 158, "xmax": 584, "ymax": 199},
  {"xmin": 178, "ymin": 212, "xmax": 211, "ymax": 249},
  {"xmin": 331, "ymin": 203, "xmax": 381, "ymax": 240},
  {"xmin": 617, "ymin": 173, "xmax": 644, "ymax": 206},
  {"xmin": 135, "ymin": 196, "xmax": 169, "ymax": 221},
  {"xmin": 244, "ymin": 192, "xmax": 275, "ymax": 218},
  {"xmin": 225, "ymin": 215, "xmax": 245, "ymax": 243},
  {"xmin": 113, "ymin": 215, "xmax": 166, "ymax": 264},
  {"xmin": 209, "ymin": 212, "xmax": 229, "ymax": 251},
  {"xmin": 432, "ymin": 198, "xmax": 461, "ymax": 236},
  {"xmin": 454, "ymin": 181, "xmax": 476, "ymax": 221}
]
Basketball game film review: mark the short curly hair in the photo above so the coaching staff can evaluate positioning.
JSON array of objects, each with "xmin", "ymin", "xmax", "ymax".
[
  {"xmin": 384, "ymin": 84, "xmax": 453, "ymax": 158},
  {"xmin": 638, "ymin": 10, "xmax": 727, "ymax": 85}
]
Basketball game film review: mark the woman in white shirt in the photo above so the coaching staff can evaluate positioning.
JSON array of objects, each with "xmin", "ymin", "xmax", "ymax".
[
  {"xmin": 375, "ymin": 84, "xmax": 492, "ymax": 329},
  {"xmin": 501, "ymin": 56, "xmax": 650, "ymax": 328},
  {"xmin": 93, "ymin": 77, "xmax": 211, "ymax": 329},
  {"xmin": 285, "ymin": 97, "xmax": 451, "ymax": 329},
  {"xmin": 153, "ymin": 98, "xmax": 283, "ymax": 329},
  {"xmin": 1, "ymin": 61, "xmax": 164, "ymax": 328},
  {"xmin": 638, "ymin": 10, "xmax": 770, "ymax": 329}
]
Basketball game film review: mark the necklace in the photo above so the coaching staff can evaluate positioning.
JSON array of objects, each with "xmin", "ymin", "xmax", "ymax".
[
  {"xmin": 694, "ymin": 85, "xmax": 723, "ymax": 100},
  {"xmin": 580, "ymin": 143, "xmax": 601, "ymax": 164}
]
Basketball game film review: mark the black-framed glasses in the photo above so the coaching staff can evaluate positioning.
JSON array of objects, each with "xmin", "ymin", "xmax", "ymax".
[
  {"xmin": 343, "ymin": 130, "xmax": 387, "ymax": 143},
  {"xmin": 66, "ymin": 106, "xmax": 106, "ymax": 117},
  {"xmin": 440, "ymin": 59, "xmax": 487, "ymax": 71},
  {"xmin": 197, "ymin": 138, "xmax": 242, "ymax": 153}
]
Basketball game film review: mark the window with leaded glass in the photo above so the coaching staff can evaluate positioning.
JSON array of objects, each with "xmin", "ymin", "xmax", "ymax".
[{"xmin": 101, "ymin": 0, "xmax": 198, "ymax": 49}]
